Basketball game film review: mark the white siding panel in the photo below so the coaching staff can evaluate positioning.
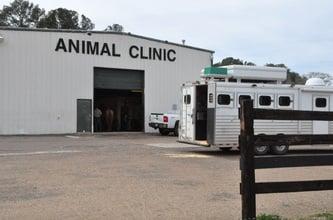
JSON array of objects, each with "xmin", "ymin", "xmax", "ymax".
[
  {"xmin": 300, "ymin": 121, "xmax": 313, "ymax": 134},
  {"xmin": 214, "ymin": 115, "xmax": 300, "ymax": 146},
  {"xmin": 329, "ymin": 121, "xmax": 333, "ymax": 134}
]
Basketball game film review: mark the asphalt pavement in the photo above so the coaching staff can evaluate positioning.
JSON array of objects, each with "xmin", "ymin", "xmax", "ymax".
[{"xmin": 0, "ymin": 133, "xmax": 332, "ymax": 219}]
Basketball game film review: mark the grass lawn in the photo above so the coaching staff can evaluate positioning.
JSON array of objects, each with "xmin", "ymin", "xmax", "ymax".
[{"xmin": 257, "ymin": 212, "xmax": 333, "ymax": 220}]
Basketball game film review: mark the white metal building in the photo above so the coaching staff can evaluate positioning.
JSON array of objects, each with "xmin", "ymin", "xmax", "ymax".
[{"xmin": 0, "ymin": 27, "xmax": 213, "ymax": 135}]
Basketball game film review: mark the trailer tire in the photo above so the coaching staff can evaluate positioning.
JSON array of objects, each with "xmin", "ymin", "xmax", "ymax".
[
  {"xmin": 159, "ymin": 128, "xmax": 170, "ymax": 136},
  {"xmin": 254, "ymin": 133, "xmax": 270, "ymax": 155},
  {"xmin": 270, "ymin": 134, "xmax": 289, "ymax": 155},
  {"xmin": 254, "ymin": 145, "xmax": 270, "ymax": 155},
  {"xmin": 174, "ymin": 121, "xmax": 179, "ymax": 137},
  {"xmin": 271, "ymin": 144, "xmax": 289, "ymax": 155}
]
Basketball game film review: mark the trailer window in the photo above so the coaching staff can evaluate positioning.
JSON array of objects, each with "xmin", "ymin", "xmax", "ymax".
[
  {"xmin": 259, "ymin": 96, "xmax": 272, "ymax": 106},
  {"xmin": 239, "ymin": 95, "xmax": 252, "ymax": 105},
  {"xmin": 279, "ymin": 96, "xmax": 291, "ymax": 106},
  {"xmin": 184, "ymin": 95, "xmax": 191, "ymax": 104},
  {"xmin": 217, "ymin": 94, "xmax": 231, "ymax": 105},
  {"xmin": 316, "ymin": 98, "xmax": 327, "ymax": 108},
  {"xmin": 209, "ymin": 93, "xmax": 213, "ymax": 103}
]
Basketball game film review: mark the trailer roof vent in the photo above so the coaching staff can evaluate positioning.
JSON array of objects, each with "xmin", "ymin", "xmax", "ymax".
[
  {"xmin": 201, "ymin": 65, "xmax": 287, "ymax": 84},
  {"xmin": 305, "ymin": 78, "xmax": 325, "ymax": 86}
]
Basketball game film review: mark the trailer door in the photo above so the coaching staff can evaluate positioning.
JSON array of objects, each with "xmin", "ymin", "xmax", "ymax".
[
  {"xmin": 312, "ymin": 95, "xmax": 329, "ymax": 134},
  {"xmin": 181, "ymin": 86, "xmax": 196, "ymax": 141}
]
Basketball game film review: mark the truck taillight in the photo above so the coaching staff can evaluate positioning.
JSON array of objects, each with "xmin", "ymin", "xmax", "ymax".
[{"xmin": 163, "ymin": 116, "xmax": 168, "ymax": 123}]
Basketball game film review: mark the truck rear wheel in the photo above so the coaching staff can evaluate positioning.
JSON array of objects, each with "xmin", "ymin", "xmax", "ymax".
[
  {"xmin": 174, "ymin": 121, "xmax": 179, "ymax": 136},
  {"xmin": 219, "ymin": 147, "xmax": 232, "ymax": 152},
  {"xmin": 159, "ymin": 128, "xmax": 169, "ymax": 136}
]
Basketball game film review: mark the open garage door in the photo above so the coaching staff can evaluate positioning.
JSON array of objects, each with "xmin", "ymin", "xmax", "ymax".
[{"xmin": 94, "ymin": 68, "xmax": 144, "ymax": 132}]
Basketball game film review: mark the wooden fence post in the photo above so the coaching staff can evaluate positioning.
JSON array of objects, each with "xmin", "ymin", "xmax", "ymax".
[{"xmin": 240, "ymin": 99, "xmax": 256, "ymax": 219}]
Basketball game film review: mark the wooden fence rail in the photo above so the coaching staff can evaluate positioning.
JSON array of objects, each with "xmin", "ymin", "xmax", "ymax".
[{"xmin": 239, "ymin": 99, "xmax": 333, "ymax": 220}]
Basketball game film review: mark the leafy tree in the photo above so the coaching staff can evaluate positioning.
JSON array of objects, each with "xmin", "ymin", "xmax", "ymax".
[
  {"xmin": 0, "ymin": 0, "xmax": 94, "ymax": 30},
  {"xmin": 37, "ymin": 8, "xmax": 94, "ymax": 30},
  {"xmin": 0, "ymin": 11, "xmax": 7, "ymax": 26},
  {"xmin": 105, "ymin": 24, "xmax": 124, "ymax": 32},
  {"xmin": 38, "ymin": 8, "xmax": 79, "ymax": 29},
  {"xmin": 244, "ymin": 61, "xmax": 256, "ymax": 66},
  {"xmin": 214, "ymin": 57, "xmax": 243, "ymax": 66},
  {"xmin": 265, "ymin": 63, "xmax": 307, "ymax": 84},
  {"xmin": 80, "ymin": 15, "xmax": 94, "ymax": 30},
  {"xmin": 213, "ymin": 57, "xmax": 256, "ymax": 67},
  {"xmin": 285, "ymin": 71, "xmax": 307, "ymax": 84},
  {"xmin": 0, "ymin": 0, "xmax": 45, "ymax": 27},
  {"xmin": 304, "ymin": 72, "xmax": 332, "ymax": 81},
  {"xmin": 36, "ymin": 10, "xmax": 57, "ymax": 28}
]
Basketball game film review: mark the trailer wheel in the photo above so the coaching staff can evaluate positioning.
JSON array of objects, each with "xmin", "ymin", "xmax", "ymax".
[
  {"xmin": 271, "ymin": 134, "xmax": 289, "ymax": 155},
  {"xmin": 254, "ymin": 145, "xmax": 269, "ymax": 155},
  {"xmin": 254, "ymin": 133, "xmax": 269, "ymax": 155},
  {"xmin": 159, "ymin": 128, "xmax": 170, "ymax": 136},
  {"xmin": 174, "ymin": 121, "xmax": 179, "ymax": 137},
  {"xmin": 271, "ymin": 144, "xmax": 289, "ymax": 155}
]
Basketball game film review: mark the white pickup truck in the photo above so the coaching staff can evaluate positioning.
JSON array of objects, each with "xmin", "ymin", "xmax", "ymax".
[{"xmin": 149, "ymin": 111, "xmax": 179, "ymax": 136}]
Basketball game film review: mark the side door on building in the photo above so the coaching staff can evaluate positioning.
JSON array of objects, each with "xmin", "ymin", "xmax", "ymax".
[
  {"xmin": 180, "ymin": 86, "xmax": 196, "ymax": 141},
  {"xmin": 312, "ymin": 95, "xmax": 329, "ymax": 134},
  {"xmin": 77, "ymin": 99, "xmax": 92, "ymax": 132}
]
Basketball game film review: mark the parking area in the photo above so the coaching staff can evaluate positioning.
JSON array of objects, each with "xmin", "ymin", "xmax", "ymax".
[{"xmin": 0, "ymin": 133, "xmax": 332, "ymax": 219}]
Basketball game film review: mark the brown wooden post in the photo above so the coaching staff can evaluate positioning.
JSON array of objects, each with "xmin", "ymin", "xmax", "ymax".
[{"xmin": 239, "ymin": 99, "xmax": 256, "ymax": 219}]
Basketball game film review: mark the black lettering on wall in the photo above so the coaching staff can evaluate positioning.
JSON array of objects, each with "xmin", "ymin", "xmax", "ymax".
[
  {"xmin": 81, "ymin": 40, "xmax": 86, "ymax": 54},
  {"xmin": 153, "ymin": 48, "xmax": 162, "ymax": 60},
  {"xmin": 54, "ymin": 39, "xmax": 177, "ymax": 62},
  {"xmin": 112, "ymin": 44, "xmax": 121, "ymax": 57},
  {"xmin": 55, "ymin": 38, "xmax": 67, "ymax": 52},
  {"xmin": 100, "ymin": 43, "xmax": 111, "ymax": 56},
  {"xmin": 129, "ymin": 45, "xmax": 139, "ymax": 58},
  {"xmin": 140, "ymin": 46, "xmax": 148, "ymax": 59},
  {"xmin": 87, "ymin": 41, "xmax": 99, "ymax": 55},
  {"xmin": 69, "ymin": 39, "xmax": 79, "ymax": 53},
  {"xmin": 167, "ymin": 49, "xmax": 176, "ymax": 62},
  {"xmin": 148, "ymin": 47, "xmax": 152, "ymax": 59},
  {"xmin": 163, "ymin": 49, "xmax": 166, "ymax": 61}
]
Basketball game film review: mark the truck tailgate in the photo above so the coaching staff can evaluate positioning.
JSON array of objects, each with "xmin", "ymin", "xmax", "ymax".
[{"xmin": 149, "ymin": 113, "xmax": 164, "ymax": 123}]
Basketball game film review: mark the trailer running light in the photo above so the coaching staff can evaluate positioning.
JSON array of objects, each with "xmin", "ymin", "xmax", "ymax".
[{"xmin": 163, "ymin": 116, "xmax": 168, "ymax": 123}]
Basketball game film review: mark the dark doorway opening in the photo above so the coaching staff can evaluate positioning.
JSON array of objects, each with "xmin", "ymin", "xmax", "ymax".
[
  {"xmin": 93, "ymin": 67, "xmax": 144, "ymax": 132},
  {"xmin": 195, "ymin": 85, "xmax": 208, "ymax": 140},
  {"xmin": 94, "ymin": 89, "xmax": 144, "ymax": 132}
]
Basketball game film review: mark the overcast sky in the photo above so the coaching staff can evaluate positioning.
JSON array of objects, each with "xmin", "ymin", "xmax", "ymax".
[{"xmin": 3, "ymin": 0, "xmax": 333, "ymax": 74}]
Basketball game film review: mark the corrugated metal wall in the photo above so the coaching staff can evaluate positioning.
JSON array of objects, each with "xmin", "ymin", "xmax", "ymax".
[{"xmin": 0, "ymin": 29, "xmax": 212, "ymax": 134}]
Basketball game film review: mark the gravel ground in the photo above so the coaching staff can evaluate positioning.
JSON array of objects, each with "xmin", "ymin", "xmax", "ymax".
[{"xmin": 0, "ymin": 133, "xmax": 332, "ymax": 219}]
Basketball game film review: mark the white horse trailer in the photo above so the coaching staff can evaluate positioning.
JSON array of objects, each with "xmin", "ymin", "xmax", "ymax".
[{"xmin": 179, "ymin": 65, "xmax": 333, "ymax": 155}]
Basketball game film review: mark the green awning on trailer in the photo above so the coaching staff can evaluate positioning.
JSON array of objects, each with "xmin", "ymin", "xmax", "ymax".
[{"xmin": 203, "ymin": 67, "xmax": 228, "ymax": 75}]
